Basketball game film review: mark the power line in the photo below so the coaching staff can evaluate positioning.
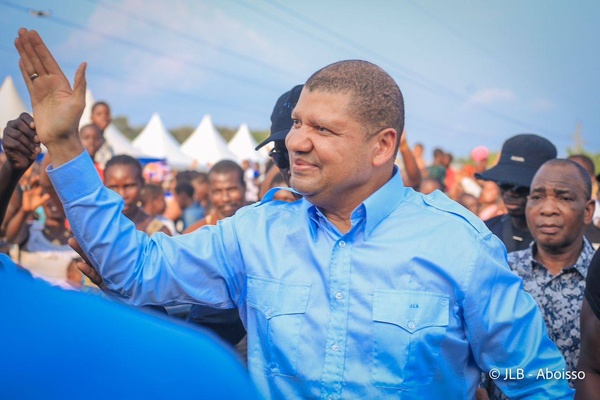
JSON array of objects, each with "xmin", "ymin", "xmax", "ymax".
[
  {"xmin": 230, "ymin": 0, "xmax": 493, "ymax": 140},
  {"xmin": 0, "ymin": 45, "xmax": 266, "ymax": 116},
  {"xmin": 86, "ymin": 0, "xmax": 305, "ymax": 81},
  {"xmin": 405, "ymin": 0, "xmax": 580, "ymax": 110},
  {"xmin": 0, "ymin": 0, "xmax": 283, "ymax": 93},
  {"xmin": 256, "ymin": 0, "xmax": 563, "ymax": 137}
]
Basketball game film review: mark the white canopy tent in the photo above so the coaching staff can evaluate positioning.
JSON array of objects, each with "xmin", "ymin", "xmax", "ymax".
[
  {"xmin": 181, "ymin": 114, "xmax": 238, "ymax": 167},
  {"xmin": 0, "ymin": 76, "xmax": 29, "ymax": 139},
  {"xmin": 104, "ymin": 123, "xmax": 150, "ymax": 158},
  {"xmin": 78, "ymin": 88, "xmax": 150, "ymax": 158},
  {"xmin": 132, "ymin": 113, "xmax": 194, "ymax": 170},
  {"xmin": 79, "ymin": 88, "xmax": 96, "ymax": 129},
  {"xmin": 228, "ymin": 123, "xmax": 268, "ymax": 164}
]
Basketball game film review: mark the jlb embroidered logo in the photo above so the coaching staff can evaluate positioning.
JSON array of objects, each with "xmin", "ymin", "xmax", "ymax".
[{"xmin": 410, "ymin": 304, "xmax": 419, "ymax": 309}]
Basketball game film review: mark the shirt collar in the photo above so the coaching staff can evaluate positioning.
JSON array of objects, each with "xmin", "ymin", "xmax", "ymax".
[
  {"xmin": 260, "ymin": 187, "xmax": 301, "ymax": 203},
  {"xmin": 304, "ymin": 166, "xmax": 406, "ymax": 241},
  {"xmin": 530, "ymin": 237, "xmax": 595, "ymax": 278}
]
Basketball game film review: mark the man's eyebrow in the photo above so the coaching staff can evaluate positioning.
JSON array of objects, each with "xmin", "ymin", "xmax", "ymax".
[{"xmin": 553, "ymin": 188, "xmax": 574, "ymax": 195}]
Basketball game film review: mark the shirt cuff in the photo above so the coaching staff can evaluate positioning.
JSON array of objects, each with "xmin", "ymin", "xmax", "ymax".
[{"xmin": 47, "ymin": 150, "xmax": 104, "ymax": 205}]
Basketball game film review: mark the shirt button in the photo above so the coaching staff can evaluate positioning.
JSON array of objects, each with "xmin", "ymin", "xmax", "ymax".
[
  {"xmin": 408, "ymin": 321, "xmax": 416, "ymax": 330},
  {"xmin": 332, "ymin": 344, "xmax": 339, "ymax": 351},
  {"xmin": 265, "ymin": 310, "xmax": 272, "ymax": 318},
  {"xmin": 335, "ymin": 292, "xmax": 343, "ymax": 300},
  {"xmin": 339, "ymin": 241, "xmax": 346, "ymax": 247}
]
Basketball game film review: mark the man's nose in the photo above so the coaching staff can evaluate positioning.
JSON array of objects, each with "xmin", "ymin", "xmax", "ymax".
[
  {"xmin": 539, "ymin": 198, "xmax": 559, "ymax": 215},
  {"xmin": 286, "ymin": 124, "xmax": 311, "ymax": 153}
]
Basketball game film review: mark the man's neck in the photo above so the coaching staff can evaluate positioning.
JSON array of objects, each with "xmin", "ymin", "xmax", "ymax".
[
  {"xmin": 534, "ymin": 240, "xmax": 584, "ymax": 276},
  {"xmin": 320, "ymin": 209, "xmax": 354, "ymax": 234},
  {"xmin": 510, "ymin": 214, "xmax": 529, "ymax": 231},
  {"xmin": 316, "ymin": 168, "xmax": 395, "ymax": 234}
]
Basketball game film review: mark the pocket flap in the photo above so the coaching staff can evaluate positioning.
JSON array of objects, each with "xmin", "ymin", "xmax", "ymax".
[
  {"xmin": 247, "ymin": 275, "xmax": 311, "ymax": 319},
  {"xmin": 373, "ymin": 290, "xmax": 449, "ymax": 333}
]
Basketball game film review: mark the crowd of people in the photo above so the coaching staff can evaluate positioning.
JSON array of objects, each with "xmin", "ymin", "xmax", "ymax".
[{"xmin": 2, "ymin": 28, "xmax": 600, "ymax": 399}]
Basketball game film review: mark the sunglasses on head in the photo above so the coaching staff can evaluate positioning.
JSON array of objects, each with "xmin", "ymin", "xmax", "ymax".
[
  {"xmin": 499, "ymin": 183, "xmax": 529, "ymax": 195},
  {"xmin": 268, "ymin": 145, "xmax": 290, "ymax": 170}
]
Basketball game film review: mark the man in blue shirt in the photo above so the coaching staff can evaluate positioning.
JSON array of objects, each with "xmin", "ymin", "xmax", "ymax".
[{"xmin": 14, "ymin": 28, "xmax": 573, "ymax": 399}]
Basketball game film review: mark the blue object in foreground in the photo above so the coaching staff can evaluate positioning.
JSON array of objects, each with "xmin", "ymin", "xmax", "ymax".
[{"xmin": 0, "ymin": 254, "xmax": 260, "ymax": 400}]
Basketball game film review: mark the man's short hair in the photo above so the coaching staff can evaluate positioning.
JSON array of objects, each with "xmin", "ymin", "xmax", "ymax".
[
  {"xmin": 541, "ymin": 159, "xmax": 592, "ymax": 200},
  {"xmin": 433, "ymin": 148, "xmax": 445, "ymax": 158},
  {"xmin": 568, "ymin": 154, "xmax": 595, "ymax": 177},
  {"xmin": 209, "ymin": 160, "xmax": 245, "ymax": 188},
  {"xmin": 140, "ymin": 183, "xmax": 164, "ymax": 205},
  {"xmin": 177, "ymin": 170, "xmax": 202, "ymax": 185},
  {"xmin": 192, "ymin": 172, "xmax": 209, "ymax": 184},
  {"xmin": 79, "ymin": 123, "xmax": 102, "ymax": 137},
  {"xmin": 305, "ymin": 60, "xmax": 404, "ymax": 150},
  {"xmin": 175, "ymin": 182, "xmax": 195, "ymax": 198},
  {"xmin": 91, "ymin": 101, "xmax": 110, "ymax": 113},
  {"xmin": 105, "ymin": 155, "xmax": 143, "ymax": 184}
]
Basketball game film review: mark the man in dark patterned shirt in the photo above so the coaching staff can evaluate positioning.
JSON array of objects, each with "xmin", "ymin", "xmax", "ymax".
[{"xmin": 483, "ymin": 159, "xmax": 595, "ymax": 400}]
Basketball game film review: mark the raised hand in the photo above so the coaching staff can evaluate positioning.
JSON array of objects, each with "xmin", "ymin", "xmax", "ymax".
[
  {"xmin": 2, "ymin": 113, "xmax": 40, "ymax": 173},
  {"xmin": 399, "ymin": 129, "xmax": 407, "ymax": 148},
  {"xmin": 68, "ymin": 237, "xmax": 107, "ymax": 290},
  {"xmin": 21, "ymin": 175, "xmax": 50, "ymax": 213},
  {"xmin": 14, "ymin": 28, "xmax": 87, "ymax": 166}
]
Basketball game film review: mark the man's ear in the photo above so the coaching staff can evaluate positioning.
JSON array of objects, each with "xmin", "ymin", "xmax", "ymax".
[
  {"xmin": 583, "ymin": 198, "xmax": 595, "ymax": 225},
  {"xmin": 372, "ymin": 128, "xmax": 397, "ymax": 167}
]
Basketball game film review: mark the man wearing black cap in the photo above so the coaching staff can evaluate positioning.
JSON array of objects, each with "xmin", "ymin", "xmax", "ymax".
[
  {"xmin": 476, "ymin": 134, "xmax": 557, "ymax": 253},
  {"xmin": 256, "ymin": 84, "xmax": 303, "ymax": 196}
]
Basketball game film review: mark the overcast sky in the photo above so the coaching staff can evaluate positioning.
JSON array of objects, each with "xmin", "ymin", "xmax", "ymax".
[{"xmin": 1, "ymin": 0, "xmax": 599, "ymax": 159}]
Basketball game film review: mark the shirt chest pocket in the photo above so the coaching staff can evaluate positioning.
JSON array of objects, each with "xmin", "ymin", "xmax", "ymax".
[
  {"xmin": 372, "ymin": 290, "xmax": 449, "ymax": 389},
  {"xmin": 247, "ymin": 275, "xmax": 311, "ymax": 377}
]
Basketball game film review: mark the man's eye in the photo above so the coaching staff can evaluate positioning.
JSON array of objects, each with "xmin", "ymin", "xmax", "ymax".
[
  {"xmin": 292, "ymin": 119, "xmax": 300, "ymax": 126},
  {"xmin": 316, "ymin": 126, "xmax": 329, "ymax": 133}
]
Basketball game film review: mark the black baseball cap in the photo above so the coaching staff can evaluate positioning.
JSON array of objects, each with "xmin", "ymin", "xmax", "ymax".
[
  {"xmin": 475, "ymin": 134, "xmax": 557, "ymax": 188},
  {"xmin": 255, "ymin": 84, "xmax": 304, "ymax": 150}
]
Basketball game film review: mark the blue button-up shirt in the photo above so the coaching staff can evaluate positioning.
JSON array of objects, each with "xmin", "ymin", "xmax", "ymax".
[{"xmin": 49, "ymin": 152, "xmax": 573, "ymax": 399}]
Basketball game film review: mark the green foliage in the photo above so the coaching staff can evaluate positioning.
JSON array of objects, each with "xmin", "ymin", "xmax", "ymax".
[
  {"xmin": 114, "ymin": 115, "xmax": 271, "ymax": 145},
  {"xmin": 112, "ymin": 116, "xmax": 142, "ymax": 141},
  {"xmin": 115, "ymin": 114, "xmax": 600, "ymax": 172},
  {"xmin": 171, "ymin": 126, "xmax": 194, "ymax": 144}
]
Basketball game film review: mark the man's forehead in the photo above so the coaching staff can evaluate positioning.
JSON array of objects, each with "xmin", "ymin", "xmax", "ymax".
[
  {"xmin": 294, "ymin": 87, "xmax": 351, "ymax": 109},
  {"xmin": 81, "ymin": 126, "xmax": 101, "ymax": 137},
  {"xmin": 531, "ymin": 165, "xmax": 582, "ymax": 191},
  {"xmin": 291, "ymin": 88, "xmax": 355, "ymax": 128},
  {"xmin": 209, "ymin": 172, "xmax": 242, "ymax": 185}
]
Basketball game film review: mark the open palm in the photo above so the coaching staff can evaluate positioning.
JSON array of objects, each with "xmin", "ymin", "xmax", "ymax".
[{"xmin": 14, "ymin": 28, "xmax": 86, "ymax": 147}]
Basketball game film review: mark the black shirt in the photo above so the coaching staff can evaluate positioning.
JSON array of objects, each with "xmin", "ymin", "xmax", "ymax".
[
  {"xmin": 485, "ymin": 214, "xmax": 533, "ymax": 253},
  {"xmin": 585, "ymin": 249, "xmax": 600, "ymax": 320},
  {"xmin": 584, "ymin": 223, "xmax": 600, "ymax": 250}
]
